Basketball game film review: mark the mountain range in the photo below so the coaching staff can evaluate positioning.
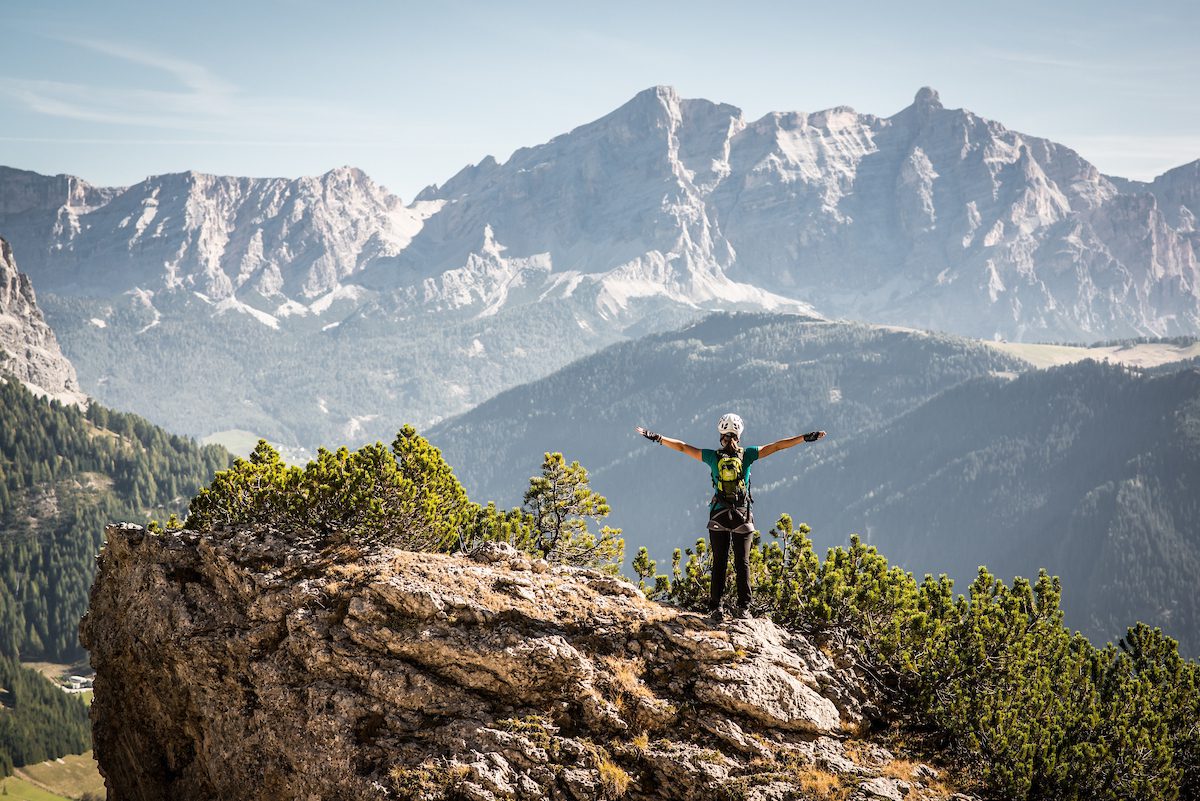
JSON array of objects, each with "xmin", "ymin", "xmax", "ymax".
[{"xmin": 1, "ymin": 86, "xmax": 1197, "ymax": 453}]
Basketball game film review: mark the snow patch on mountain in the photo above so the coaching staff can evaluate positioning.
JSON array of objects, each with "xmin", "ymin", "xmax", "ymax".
[
  {"xmin": 310, "ymin": 283, "xmax": 371, "ymax": 315},
  {"xmin": 127, "ymin": 288, "xmax": 163, "ymax": 334},
  {"xmin": 193, "ymin": 291, "xmax": 280, "ymax": 329},
  {"xmin": 342, "ymin": 413, "xmax": 378, "ymax": 440}
]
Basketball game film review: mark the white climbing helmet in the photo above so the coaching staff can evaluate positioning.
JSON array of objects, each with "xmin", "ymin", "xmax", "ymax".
[{"xmin": 717, "ymin": 413, "xmax": 744, "ymax": 438}]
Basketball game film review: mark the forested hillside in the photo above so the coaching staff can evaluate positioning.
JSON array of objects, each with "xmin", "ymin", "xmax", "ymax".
[
  {"xmin": 0, "ymin": 654, "xmax": 91, "ymax": 776},
  {"xmin": 429, "ymin": 313, "xmax": 1200, "ymax": 655},
  {"xmin": 0, "ymin": 378, "xmax": 231, "ymax": 662},
  {"xmin": 795, "ymin": 359, "xmax": 1200, "ymax": 654},
  {"xmin": 42, "ymin": 288, "xmax": 646, "ymax": 456},
  {"xmin": 431, "ymin": 312, "xmax": 1026, "ymax": 535}
]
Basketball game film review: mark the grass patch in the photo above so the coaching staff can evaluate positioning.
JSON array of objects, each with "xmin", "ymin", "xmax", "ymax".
[
  {"xmin": 387, "ymin": 760, "xmax": 470, "ymax": 800},
  {"xmin": 200, "ymin": 429, "xmax": 265, "ymax": 457},
  {"xmin": 0, "ymin": 775, "xmax": 72, "ymax": 801},
  {"xmin": 792, "ymin": 766, "xmax": 850, "ymax": 801},
  {"xmin": 496, "ymin": 715, "xmax": 555, "ymax": 750},
  {"xmin": 596, "ymin": 754, "xmax": 631, "ymax": 799},
  {"xmin": 14, "ymin": 751, "xmax": 104, "ymax": 800}
]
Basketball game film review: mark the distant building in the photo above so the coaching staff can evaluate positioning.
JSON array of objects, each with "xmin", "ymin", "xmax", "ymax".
[{"xmin": 66, "ymin": 675, "xmax": 94, "ymax": 691}]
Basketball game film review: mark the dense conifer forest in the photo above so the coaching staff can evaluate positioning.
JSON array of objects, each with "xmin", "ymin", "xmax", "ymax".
[
  {"xmin": 0, "ymin": 378, "xmax": 231, "ymax": 663},
  {"xmin": 0, "ymin": 655, "xmax": 91, "ymax": 776},
  {"xmin": 0, "ymin": 378, "xmax": 230, "ymax": 773}
]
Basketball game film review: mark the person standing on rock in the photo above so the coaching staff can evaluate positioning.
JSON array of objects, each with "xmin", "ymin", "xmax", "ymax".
[{"xmin": 635, "ymin": 414, "xmax": 825, "ymax": 621}]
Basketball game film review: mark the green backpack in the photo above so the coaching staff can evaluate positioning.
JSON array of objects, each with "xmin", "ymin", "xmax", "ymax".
[{"xmin": 714, "ymin": 451, "xmax": 748, "ymax": 505}]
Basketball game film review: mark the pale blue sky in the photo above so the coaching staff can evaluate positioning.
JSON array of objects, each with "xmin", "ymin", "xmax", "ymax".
[{"xmin": 3, "ymin": 0, "xmax": 1197, "ymax": 199}]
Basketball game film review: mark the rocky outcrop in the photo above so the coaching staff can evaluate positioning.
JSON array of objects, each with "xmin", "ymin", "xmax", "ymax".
[
  {"xmin": 81, "ymin": 526, "xmax": 965, "ymax": 801},
  {"xmin": 0, "ymin": 236, "xmax": 85, "ymax": 405}
]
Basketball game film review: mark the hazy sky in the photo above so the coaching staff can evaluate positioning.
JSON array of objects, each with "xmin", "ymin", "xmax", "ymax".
[{"xmin": 3, "ymin": 0, "xmax": 1197, "ymax": 199}]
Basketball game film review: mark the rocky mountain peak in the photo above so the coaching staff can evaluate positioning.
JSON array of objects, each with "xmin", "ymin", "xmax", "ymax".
[
  {"xmin": 80, "ymin": 524, "xmax": 961, "ymax": 801},
  {"xmin": 912, "ymin": 86, "xmax": 943, "ymax": 110},
  {"xmin": 1147, "ymin": 158, "xmax": 1200, "ymax": 229},
  {"xmin": 0, "ymin": 236, "xmax": 85, "ymax": 405},
  {"xmin": 627, "ymin": 84, "xmax": 683, "ymax": 114},
  {"xmin": 0, "ymin": 165, "xmax": 119, "ymax": 216}
]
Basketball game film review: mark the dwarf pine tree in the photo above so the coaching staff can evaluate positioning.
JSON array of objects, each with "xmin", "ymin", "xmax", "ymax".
[
  {"xmin": 181, "ymin": 433, "xmax": 625, "ymax": 571},
  {"xmin": 657, "ymin": 512, "xmax": 1199, "ymax": 801},
  {"xmin": 185, "ymin": 431, "xmax": 478, "ymax": 551},
  {"xmin": 667, "ymin": 538, "xmax": 711, "ymax": 609},
  {"xmin": 631, "ymin": 546, "xmax": 669, "ymax": 597},
  {"xmin": 462, "ymin": 501, "xmax": 540, "ymax": 554},
  {"xmin": 185, "ymin": 439, "xmax": 299, "ymax": 530},
  {"xmin": 522, "ymin": 452, "xmax": 623, "ymax": 572},
  {"xmin": 391, "ymin": 426, "xmax": 475, "ymax": 551}
]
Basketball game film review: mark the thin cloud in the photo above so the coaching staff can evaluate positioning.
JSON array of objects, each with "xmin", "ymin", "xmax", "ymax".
[
  {"xmin": 0, "ymin": 77, "xmax": 227, "ymax": 128},
  {"xmin": 983, "ymin": 49, "xmax": 1092, "ymax": 70},
  {"xmin": 984, "ymin": 47, "xmax": 1197, "ymax": 76},
  {"xmin": 0, "ymin": 136, "xmax": 401, "ymax": 147},
  {"xmin": 0, "ymin": 37, "xmax": 387, "ymax": 140},
  {"xmin": 64, "ymin": 37, "xmax": 237, "ymax": 99}
]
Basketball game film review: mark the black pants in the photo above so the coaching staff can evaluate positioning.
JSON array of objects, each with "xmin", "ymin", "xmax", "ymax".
[{"xmin": 708, "ymin": 506, "xmax": 754, "ymax": 611}]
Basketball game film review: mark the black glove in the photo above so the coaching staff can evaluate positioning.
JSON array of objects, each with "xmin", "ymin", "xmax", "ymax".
[
  {"xmin": 803, "ymin": 431, "xmax": 822, "ymax": 443},
  {"xmin": 638, "ymin": 427, "xmax": 662, "ymax": 443}
]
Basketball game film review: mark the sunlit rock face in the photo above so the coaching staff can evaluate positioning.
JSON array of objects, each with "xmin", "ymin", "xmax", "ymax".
[
  {"xmin": 0, "ymin": 236, "xmax": 85, "ymax": 405},
  {"xmin": 2, "ymin": 88, "xmax": 1196, "ymax": 450},
  {"xmin": 5, "ymin": 88, "xmax": 1197, "ymax": 343},
  {"xmin": 82, "ymin": 526, "xmax": 964, "ymax": 801}
]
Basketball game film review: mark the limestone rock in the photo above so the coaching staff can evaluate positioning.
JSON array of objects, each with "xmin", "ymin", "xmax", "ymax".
[
  {"xmin": 0, "ymin": 237, "xmax": 85, "ymax": 405},
  {"xmin": 856, "ymin": 776, "xmax": 910, "ymax": 800},
  {"xmin": 81, "ymin": 524, "xmax": 955, "ymax": 800}
]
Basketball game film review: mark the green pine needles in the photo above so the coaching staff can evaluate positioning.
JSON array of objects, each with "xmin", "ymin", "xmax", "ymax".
[
  {"xmin": 522, "ymin": 452, "xmax": 623, "ymax": 571},
  {"xmin": 183, "ymin": 429, "xmax": 624, "ymax": 572},
  {"xmin": 186, "ymin": 428, "xmax": 475, "ymax": 552}
]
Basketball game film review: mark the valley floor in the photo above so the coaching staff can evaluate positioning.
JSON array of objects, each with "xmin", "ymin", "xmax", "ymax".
[{"xmin": 1, "ymin": 752, "xmax": 104, "ymax": 801}]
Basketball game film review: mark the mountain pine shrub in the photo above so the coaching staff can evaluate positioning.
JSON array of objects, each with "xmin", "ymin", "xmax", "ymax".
[
  {"xmin": 184, "ymin": 432, "xmax": 625, "ymax": 571},
  {"xmin": 665, "ymin": 514, "xmax": 1199, "ymax": 801},
  {"xmin": 521, "ymin": 452, "xmax": 623, "ymax": 572}
]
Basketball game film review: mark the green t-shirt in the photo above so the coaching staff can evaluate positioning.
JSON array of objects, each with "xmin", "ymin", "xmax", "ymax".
[{"xmin": 701, "ymin": 446, "xmax": 760, "ymax": 511}]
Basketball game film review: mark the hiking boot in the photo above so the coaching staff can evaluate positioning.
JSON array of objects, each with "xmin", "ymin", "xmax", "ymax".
[
  {"xmin": 706, "ymin": 606, "xmax": 725, "ymax": 622},
  {"xmin": 732, "ymin": 606, "xmax": 753, "ymax": 620}
]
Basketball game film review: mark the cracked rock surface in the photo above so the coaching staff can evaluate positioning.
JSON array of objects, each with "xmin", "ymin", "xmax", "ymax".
[{"xmin": 82, "ymin": 527, "xmax": 967, "ymax": 801}]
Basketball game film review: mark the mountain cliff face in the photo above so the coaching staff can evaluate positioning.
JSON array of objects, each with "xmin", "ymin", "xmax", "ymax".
[
  {"xmin": 5, "ymin": 90, "xmax": 1198, "ymax": 341},
  {"xmin": 410, "ymin": 86, "xmax": 1198, "ymax": 340},
  {"xmin": 0, "ymin": 236, "xmax": 85, "ymax": 404},
  {"xmin": 80, "ymin": 524, "xmax": 963, "ymax": 801},
  {"xmin": 0, "ymin": 165, "xmax": 431, "ymax": 303}
]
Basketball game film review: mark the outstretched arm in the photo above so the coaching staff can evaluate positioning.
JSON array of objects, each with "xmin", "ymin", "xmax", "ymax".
[
  {"xmin": 636, "ymin": 426, "xmax": 703, "ymax": 461},
  {"xmin": 759, "ymin": 430, "xmax": 825, "ymax": 459}
]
